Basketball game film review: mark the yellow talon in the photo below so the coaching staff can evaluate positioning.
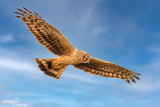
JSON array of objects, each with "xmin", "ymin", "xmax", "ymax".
[{"xmin": 54, "ymin": 63, "xmax": 63, "ymax": 68}]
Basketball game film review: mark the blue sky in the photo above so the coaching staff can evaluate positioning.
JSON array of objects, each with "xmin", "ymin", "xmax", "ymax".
[{"xmin": 0, "ymin": 0, "xmax": 160, "ymax": 107}]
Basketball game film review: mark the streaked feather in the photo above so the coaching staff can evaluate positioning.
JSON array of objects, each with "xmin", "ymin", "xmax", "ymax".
[
  {"xmin": 73, "ymin": 57, "xmax": 140, "ymax": 83},
  {"xmin": 14, "ymin": 7, "xmax": 75, "ymax": 56}
]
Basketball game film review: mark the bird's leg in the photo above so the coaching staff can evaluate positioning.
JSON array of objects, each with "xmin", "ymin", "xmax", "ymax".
[{"xmin": 54, "ymin": 63, "xmax": 63, "ymax": 68}]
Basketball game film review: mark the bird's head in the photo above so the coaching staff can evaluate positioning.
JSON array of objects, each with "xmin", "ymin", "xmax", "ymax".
[{"xmin": 79, "ymin": 51, "xmax": 90, "ymax": 63}]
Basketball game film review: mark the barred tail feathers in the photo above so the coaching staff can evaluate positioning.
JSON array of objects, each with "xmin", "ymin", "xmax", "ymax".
[{"xmin": 35, "ymin": 58, "xmax": 67, "ymax": 79}]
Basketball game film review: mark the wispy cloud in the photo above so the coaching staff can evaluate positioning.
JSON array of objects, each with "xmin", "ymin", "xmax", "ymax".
[
  {"xmin": 123, "ymin": 59, "xmax": 160, "ymax": 92},
  {"xmin": 63, "ymin": 71, "xmax": 98, "ymax": 84},
  {"xmin": 0, "ymin": 83, "xmax": 8, "ymax": 89},
  {"xmin": 0, "ymin": 57, "xmax": 35, "ymax": 72},
  {"xmin": 0, "ymin": 34, "xmax": 14, "ymax": 43},
  {"xmin": 92, "ymin": 26, "xmax": 106, "ymax": 37},
  {"xmin": 123, "ymin": 77, "xmax": 160, "ymax": 92},
  {"xmin": 148, "ymin": 45, "xmax": 160, "ymax": 54},
  {"xmin": 1, "ymin": 1, "xmax": 160, "ymax": 107},
  {"xmin": 52, "ymin": 86, "xmax": 84, "ymax": 94},
  {"xmin": 76, "ymin": 0, "xmax": 99, "ymax": 27},
  {"xmin": 0, "ymin": 46, "xmax": 37, "ymax": 74},
  {"xmin": 142, "ymin": 60, "xmax": 160, "ymax": 74}
]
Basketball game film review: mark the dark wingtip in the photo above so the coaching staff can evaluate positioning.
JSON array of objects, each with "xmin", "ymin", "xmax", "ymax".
[
  {"xmin": 22, "ymin": 7, "xmax": 29, "ymax": 12},
  {"xmin": 131, "ymin": 70, "xmax": 141, "ymax": 75},
  {"xmin": 14, "ymin": 12, "xmax": 19, "ymax": 14},
  {"xmin": 134, "ymin": 75, "xmax": 140, "ymax": 80},
  {"xmin": 126, "ymin": 79, "xmax": 130, "ymax": 84},
  {"xmin": 16, "ymin": 8, "xmax": 21, "ymax": 11},
  {"xmin": 132, "ymin": 79, "xmax": 136, "ymax": 83},
  {"xmin": 15, "ymin": 16, "xmax": 22, "ymax": 18},
  {"xmin": 22, "ymin": 7, "xmax": 27, "ymax": 10},
  {"xmin": 137, "ymin": 77, "xmax": 140, "ymax": 80}
]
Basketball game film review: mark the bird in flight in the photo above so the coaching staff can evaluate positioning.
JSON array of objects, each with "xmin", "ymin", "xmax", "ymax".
[{"xmin": 14, "ymin": 7, "xmax": 140, "ymax": 83}]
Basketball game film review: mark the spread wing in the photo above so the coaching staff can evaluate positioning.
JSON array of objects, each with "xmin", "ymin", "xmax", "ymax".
[
  {"xmin": 14, "ymin": 7, "xmax": 75, "ymax": 56},
  {"xmin": 73, "ymin": 57, "xmax": 140, "ymax": 83}
]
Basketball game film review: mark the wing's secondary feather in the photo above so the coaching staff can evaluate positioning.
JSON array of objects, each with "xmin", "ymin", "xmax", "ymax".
[
  {"xmin": 14, "ymin": 7, "xmax": 75, "ymax": 56},
  {"xmin": 73, "ymin": 57, "xmax": 140, "ymax": 83}
]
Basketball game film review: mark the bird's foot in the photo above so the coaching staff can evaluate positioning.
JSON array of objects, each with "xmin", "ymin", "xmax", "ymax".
[{"xmin": 54, "ymin": 63, "xmax": 63, "ymax": 68}]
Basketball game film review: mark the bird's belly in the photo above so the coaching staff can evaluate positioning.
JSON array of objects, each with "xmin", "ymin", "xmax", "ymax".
[{"xmin": 59, "ymin": 56, "xmax": 79, "ymax": 65}]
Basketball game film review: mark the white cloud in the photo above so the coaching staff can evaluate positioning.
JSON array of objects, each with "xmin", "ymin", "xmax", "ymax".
[
  {"xmin": 0, "ymin": 34, "xmax": 14, "ymax": 43},
  {"xmin": 123, "ymin": 77, "xmax": 160, "ymax": 92},
  {"xmin": 52, "ymin": 86, "xmax": 84, "ymax": 94},
  {"xmin": 0, "ymin": 46, "xmax": 38, "ymax": 74},
  {"xmin": 63, "ymin": 71, "xmax": 98, "ymax": 84},
  {"xmin": 123, "ymin": 60, "xmax": 160, "ymax": 92},
  {"xmin": 0, "ymin": 47, "xmax": 20, "ymax": 59},
  {"xmin": 0, "ymin": 57, "xmax": 35, "ymax": 72}
]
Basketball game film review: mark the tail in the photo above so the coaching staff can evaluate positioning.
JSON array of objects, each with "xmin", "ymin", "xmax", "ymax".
[{"xmin": 35, "ymin": 58, "xmax": 67, "ymax": 79}]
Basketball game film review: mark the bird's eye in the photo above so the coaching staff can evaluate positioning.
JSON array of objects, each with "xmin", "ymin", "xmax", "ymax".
[{"xmin": 83, "ymin": 55, "xmax": 88, "ymax": 61}]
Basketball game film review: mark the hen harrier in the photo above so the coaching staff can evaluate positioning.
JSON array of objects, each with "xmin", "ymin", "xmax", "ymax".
[{"xmin": 14, "ymin": 7, "xmax": 140, "ymax": 83}]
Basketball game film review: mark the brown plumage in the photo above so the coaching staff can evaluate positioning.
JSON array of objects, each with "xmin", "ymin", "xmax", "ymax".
[
  {"xmin": 15, "ymin": 7, "xmax": 74, "ymax": 56},
  {"xmin": 14, "ymin": 7, "xmax": 141, "ymax": 83},
  {"xmin": 73, "ymin": 58, "xmax": 140, "ymax": 83}
]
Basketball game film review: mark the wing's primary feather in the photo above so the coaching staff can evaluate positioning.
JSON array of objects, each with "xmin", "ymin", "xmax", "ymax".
[
  {"xmin": 14, "ymin": 7, "xmax": 75, "ymax": 56},
  {"xmin": 73, "ymin": 57, "xmax": 140, "ymax": 83}
]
